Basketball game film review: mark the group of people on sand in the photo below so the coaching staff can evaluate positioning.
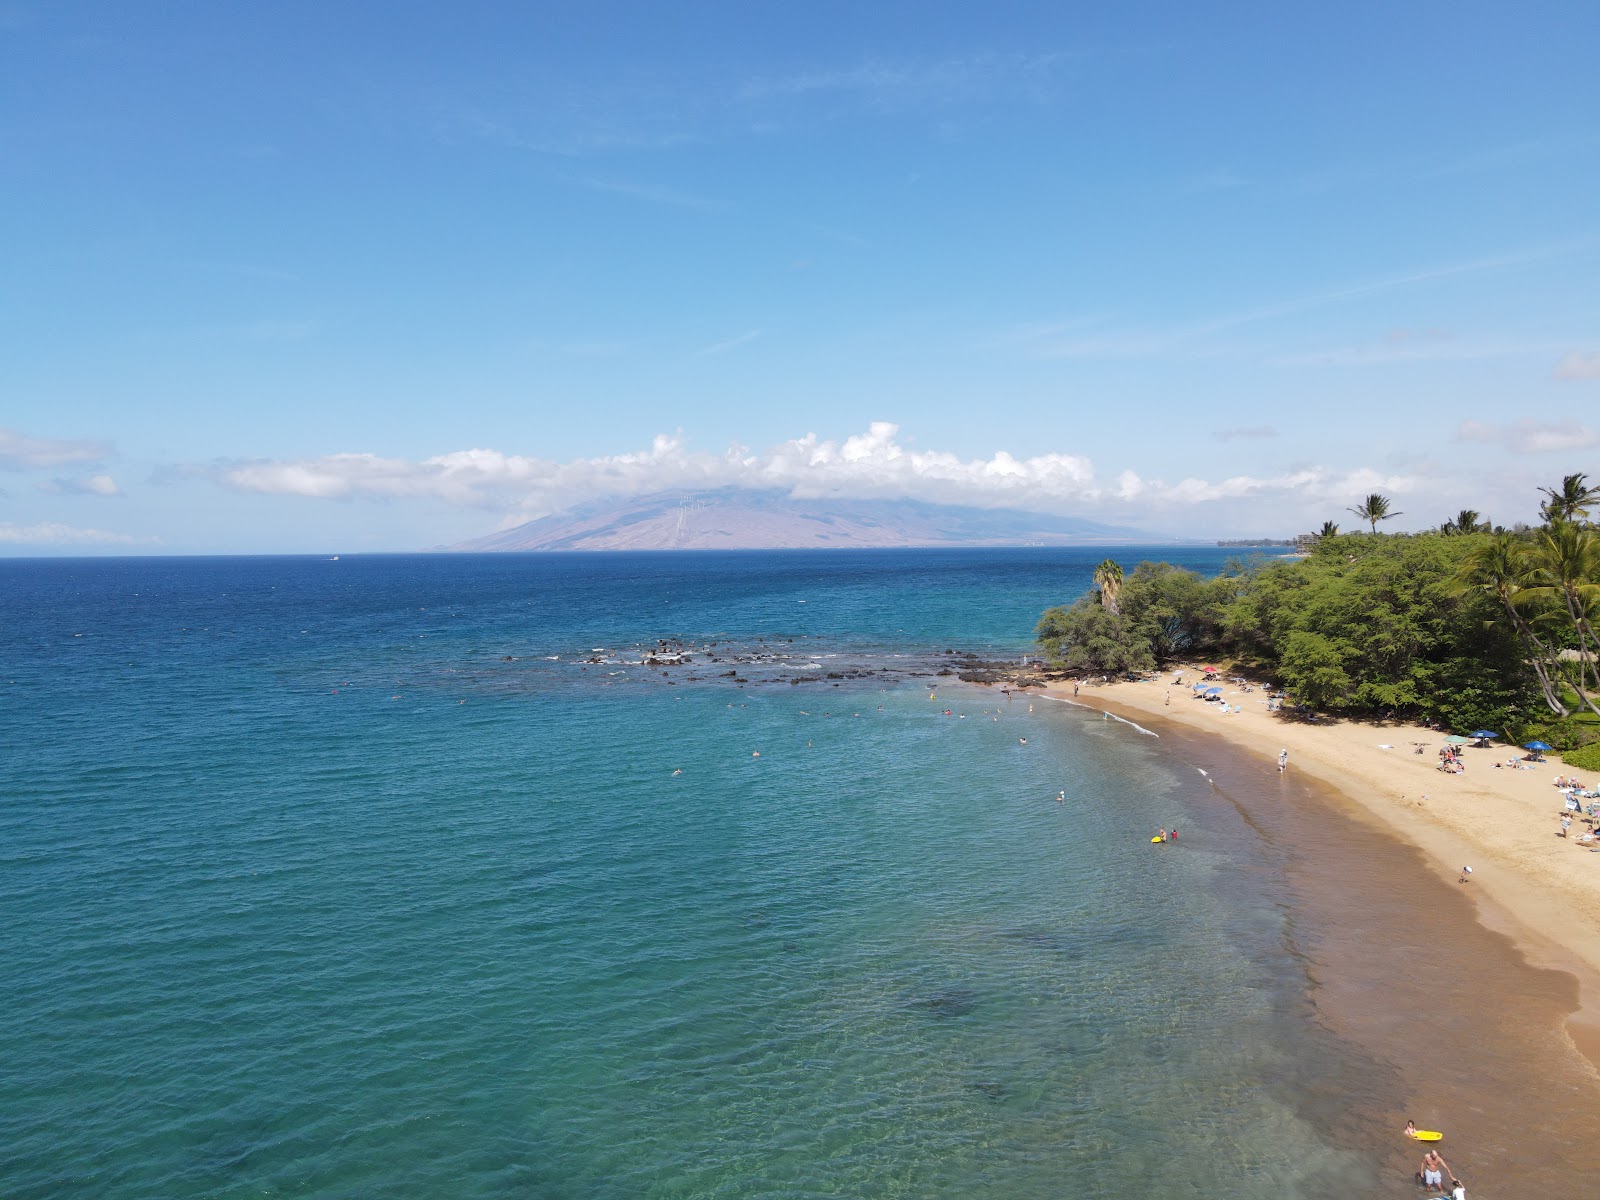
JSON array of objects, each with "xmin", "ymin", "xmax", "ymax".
[{"xmin": 1403, "ymin": 1122, "xmax": 1465, "ymax": 1197}]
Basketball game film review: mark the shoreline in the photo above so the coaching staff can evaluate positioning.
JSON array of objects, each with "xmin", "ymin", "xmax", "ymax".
[
  {"xmin": 1016, "ymin": 675, "xmax": 1600, "ymax": 1192},
  {"xmin": 1039, "ymin": 674, "xmax": 1600, "ymax": 1072}
]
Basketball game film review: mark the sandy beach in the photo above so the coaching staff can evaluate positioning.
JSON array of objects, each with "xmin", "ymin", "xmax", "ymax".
[{"xmin": 1046, "ymin": 671, "xmax": 1600, "ymax": 1064}]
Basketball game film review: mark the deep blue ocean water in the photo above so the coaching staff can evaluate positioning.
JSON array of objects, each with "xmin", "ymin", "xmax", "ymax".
[{"xmin": 2, "ymin": 548, "xmax": 1383, "ymax": 1198}]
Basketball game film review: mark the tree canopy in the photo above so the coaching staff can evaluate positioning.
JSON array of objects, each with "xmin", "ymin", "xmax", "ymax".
[{"xmin": 1036, "ymin": 476, "xmax": 1600, "ymax": 743}]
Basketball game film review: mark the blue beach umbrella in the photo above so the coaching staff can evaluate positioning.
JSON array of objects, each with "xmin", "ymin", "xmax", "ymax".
[
  {"xmin": 1524, "ymin": 740, "xmax": 1554, "ymax": 751},
  {"xmin": 1204, "ymin": 686, "xmax": 1223, "ymax": 694},
  {"xmin": 1470, "ymin": 730, "xmax": 1497, "ymax": 739}
]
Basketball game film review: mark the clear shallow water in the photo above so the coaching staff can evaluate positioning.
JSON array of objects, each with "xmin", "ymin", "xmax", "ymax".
[{"xmin": 2, "ymin": 548, "xmax": 1379, "ymax": 1197}]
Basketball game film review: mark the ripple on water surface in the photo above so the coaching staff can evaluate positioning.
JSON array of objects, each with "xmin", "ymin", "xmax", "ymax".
[{"xmin": 2, "ymin": 551, "xmax": 1376, "ymax": 1198}]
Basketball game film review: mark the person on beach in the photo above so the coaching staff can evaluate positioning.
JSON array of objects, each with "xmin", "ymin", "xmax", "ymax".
[
  {"xmin": 1403, "ymin": 1120, "xmax": 1417, "ymax": 1138},
  {"xmin": 1278, "ymin": 749, "xmax": 1289, "ymax": 773},
  {"xmin": 1164, "ymin": 690, "xmax": 1171, "ymax": 706},
  {"xmin": 1450, "ymin": 1180, "xmax": 1465, "ymax": 1200},
  {"xmin": 1419, "ymin": 1149, "xmax": 1451, "ymax": 1190}
]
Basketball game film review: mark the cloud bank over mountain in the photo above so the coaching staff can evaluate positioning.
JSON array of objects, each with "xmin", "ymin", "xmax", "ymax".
[{"xmin": 218, "ymin": 421, "xmax": 1416, "ymax": 532}]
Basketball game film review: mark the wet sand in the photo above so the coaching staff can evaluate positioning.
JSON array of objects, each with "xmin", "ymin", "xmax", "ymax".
[{"xmin": 1034, "ymin": 688, "xmax": 1600, "ymax": 1194}]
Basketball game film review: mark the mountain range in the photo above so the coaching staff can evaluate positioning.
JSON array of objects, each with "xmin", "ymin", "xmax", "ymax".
[{"xmin": 446, "ymin": 489, "xmax": 1170, "ymax": 551}]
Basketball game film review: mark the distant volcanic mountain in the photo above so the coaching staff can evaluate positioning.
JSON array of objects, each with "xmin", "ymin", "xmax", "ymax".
[{"xmin": 446, "ymin": 489, "xmax": 1166, "ymax": 551}]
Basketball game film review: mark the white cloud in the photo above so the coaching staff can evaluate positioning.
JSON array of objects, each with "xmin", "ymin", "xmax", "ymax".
[
  {"xmin": 0, "ymin": 521, "xmax": 144, "ymax": 545},
  {"xmin": 212, "ymin": 421, "xmax": 1418, "ymax": 526},
  {"xmin": 1456, "ymin": 417, "xmax": 1598, "ymax": 454},
  {"xmin": 35, "ymin": 474, "xmax": 122, "ymax": 496},
  {"xmin": 1554, "ymin": 351, "xmax": 1600, "ymax": 380},
  {"xmin": 0, "ymin": 428, "xmax": 112, "ymax": 471}
]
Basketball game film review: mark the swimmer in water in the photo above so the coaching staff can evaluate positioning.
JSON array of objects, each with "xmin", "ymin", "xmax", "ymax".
[
  {"xmin": 1157, "ymin": 827, "xmax": 1167, "ymax": 842},
  {"xmin": 1019, "ymin": 737, "xmax": 1027, "ymax": 745},
  {"xmin": 1404, "ymin": 1120, "xmax": 1417, "ymax": 1139},
  {"xmin": 672, "ymin": 768, "xmax": 682, "ymax": 776},
  {"xmin": 1057, "ymin": 791, "xmax": 1065, "ymax": 803}
]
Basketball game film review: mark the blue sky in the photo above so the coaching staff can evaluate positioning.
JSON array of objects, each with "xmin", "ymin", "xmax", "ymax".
[{"xmin": 3, "ymin": 1, "xmax": 1597, "ymax": 552}]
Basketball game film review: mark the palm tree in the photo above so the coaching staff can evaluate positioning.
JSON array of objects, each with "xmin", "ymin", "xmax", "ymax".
[
  {"xmin": 1522, "ymin": 522, "xmax": 1600, "ymax": 713},
  {"xmin": 1441, "ymin": 509, "xmax": 1483, "ymax": 536},
  {"xmin": 1348, "ymin": 493, "xmax": 1402, "ymax": 534},
  {"xmin": 1456, "ymin": 534, "xmax": 1571, "ymax": 714},
  {"xmin": 1093, "ymin": 558, "xmax": 1125, "ymax": 615},
  {"xmin": 1318, "ymin": 520, "xmax": 1340, "ymax": 538},
  {"xmin": 1538, "ymin": 473, "xmax": 1600, "ymax": 525}
]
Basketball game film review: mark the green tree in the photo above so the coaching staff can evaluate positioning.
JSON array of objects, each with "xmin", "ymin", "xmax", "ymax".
[
  {"xmin": 1455, "ymin": 533, "xmax": 1572, "ymax": 715},
  {"xmin": 1522, "ymin": 521, "xmax": 1600, "ymax": 713},
  {"xmin": 1036, "ymin": 600, "xmax": 1153, "ymax": 675},
  {"xmin": 1441, "ymin": 509, "xmax": 1483, "ymax": 535},
  {"xmin": 1538, "ymin": 473, "xmax": 1600, "ymax": 525},
  {"xmin": 1093, "ymin": 558, "xmax": 1125, "ymax": 615},
  {"xmin": 1348, "ymin": 493, "xmax": 1403, "ymax": 533},
  {"xmin": 1318, "ymin": 520, "xmax": 1340, "ymax": 538}
]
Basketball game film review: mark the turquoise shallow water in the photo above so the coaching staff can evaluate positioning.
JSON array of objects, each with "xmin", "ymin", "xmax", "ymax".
[{"xmin": 2, "ymin": 549, "xmax": 1382, "ymax": 1197}]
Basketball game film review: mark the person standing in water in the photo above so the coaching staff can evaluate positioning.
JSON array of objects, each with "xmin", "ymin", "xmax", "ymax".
[
  {"xmin": 1419, "ymin": 1149, "xmax": 1451, "ymax": 1191},
  {"xmin": 1278, "ymin": 748, "xmax": 1289, "ymax": 773}
]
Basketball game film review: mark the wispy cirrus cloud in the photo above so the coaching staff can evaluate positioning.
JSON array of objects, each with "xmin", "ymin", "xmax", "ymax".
[
  {"xmin": 693, "ymin": 329, "xmax": 763, "ymax": 357},
  {"xmin": 569, "ymin": 174, "xmax": 720, "ymax": 210},
  {"xmin": 1554, "ymin": 350, "xmax": 1600, "ymax": 380},
  {"xmin": 1456, "ymin": 417, "xmax": 1598, "ymax": 454},
  {"xmin": 1006, "ymin": 246, "xmax": 1563, "ymax": 361},
  {"xmin": 1276, "ymin": 329, "xmax": 1559, "ymax": 368},
  {"xmin": 0, "ymin": 427, "xmax": 112, "ymax": 471},
  {"xmin": 738, "ymin": 51, "xmax": 1068, "ymax": 105},
  {"xmin": 208, "ymin": 421, "xmax": 1417, "ymax": 528},
  {"xmin": 423, "ymin": 49, "xmax": 1080, "ymax": 160}
]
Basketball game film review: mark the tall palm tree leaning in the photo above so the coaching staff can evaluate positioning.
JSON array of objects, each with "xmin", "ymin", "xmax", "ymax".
[
  {"xmin": 1523, "ymin": 521, "xmax": 1600, "ymax": 712},
  {"xmin": 1456, "ymin": 533, "xmax": 1573, "ymax": 714},
  {"xmin": 1348, "ymin": 493, "xmax": 1402, "ymax": 534},
  {"xmin": 1539, "ymin": 472, "xmax": 1600, "ymax": 525},
  {"xmin": 1093, "ymin": 558, "xmax": 1125, "ymax": 615}
]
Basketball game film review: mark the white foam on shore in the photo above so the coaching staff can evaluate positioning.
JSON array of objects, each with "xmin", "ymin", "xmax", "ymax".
[{"xmin": 1038, "ymin": 693, "xmax": 1159, "ymax": 738}]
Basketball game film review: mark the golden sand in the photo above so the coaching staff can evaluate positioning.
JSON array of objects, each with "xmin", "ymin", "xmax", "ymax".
[{"xmin": 1048, "ymin": 671, "xmax": 1600, "ymax": 1064}]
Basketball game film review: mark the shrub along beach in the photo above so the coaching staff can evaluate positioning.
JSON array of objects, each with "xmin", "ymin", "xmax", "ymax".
[{"xmin": 1037, "ymin": 473, "xmax": 1600, "ymax": 766}]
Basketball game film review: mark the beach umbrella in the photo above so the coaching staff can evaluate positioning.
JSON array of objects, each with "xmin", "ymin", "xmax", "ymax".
[
  {"xmin": 1524, "ymin": 740, "xmax": 1554, "ymax": 751},
  {"xmin": 1443, "ymin": 735, "xmax": 1471, "ymax": 745},
  {"xmin": 1204, "ymin": 686, "xmax": 1223, "ymax": 694},
  {"xmin": 1200, "ymin": 665, "xmax": 1219, "ymax": 672},
  {"xmin": 1470, "ymin": 730, "xmax": 1497, "ymax": 739}
]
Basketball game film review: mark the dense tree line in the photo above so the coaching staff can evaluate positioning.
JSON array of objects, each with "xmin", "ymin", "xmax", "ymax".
[{"xmin": 1037, "ymin": 474, "xmax": 1600, "ymax": 755}]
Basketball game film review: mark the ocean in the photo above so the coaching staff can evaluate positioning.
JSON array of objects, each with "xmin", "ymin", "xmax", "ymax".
[{"xmin": 2, "ymin": 548, "xmax": 1392, "ymax": 1198}]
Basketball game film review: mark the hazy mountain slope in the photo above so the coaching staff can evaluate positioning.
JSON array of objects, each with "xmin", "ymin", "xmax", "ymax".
[{"xmin": 447, "ymin": 489, "xmax": 1166, "ymax": 551}]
